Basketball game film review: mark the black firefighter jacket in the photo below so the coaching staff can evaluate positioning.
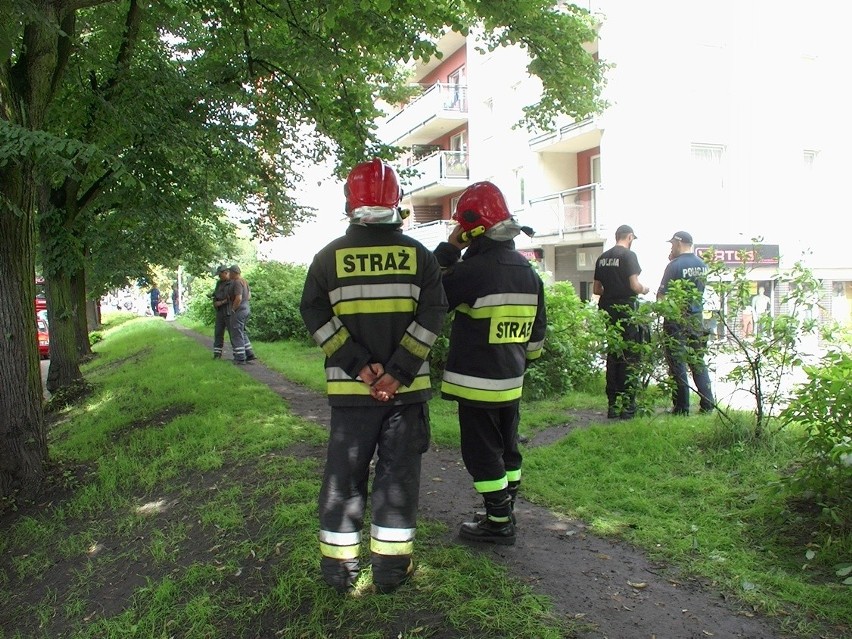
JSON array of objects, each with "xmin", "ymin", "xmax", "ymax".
[
  {"xmin": 300, "ymin": 224, "xmax": 448, "ymax": 407},
  {"xmin": 435, "ymin": 237, "xmax": 547, "ymax": 407}
]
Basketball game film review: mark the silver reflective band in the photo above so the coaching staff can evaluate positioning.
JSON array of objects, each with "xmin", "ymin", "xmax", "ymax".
[
  {"xmin": 329, "ymin": 283, "xmax": 421, "ymax": 305},
  {"xmin": 319, "ymin": 529, "xmax": 361, "ymax": 545},
  {"xmin": 470, "ymin": 292, "xmax": 539, "ymax": 308},
  {"xmin": 406, "ymin": 320, "xmax": 439, "ymax": 346},
  {"xmin": 442, "ymin": 371, "xmax": 525, "ymax": 390},
  {"xmin": 313, "ymin": 316, "xmax": 344, "ymax": 344},
  {"xmin": 371, "ymin": 524, "xmax": 416, "ymax": 542},
  {"xmin": 350, "ymin": 206, "xmax": 404, "ymax": 225}
]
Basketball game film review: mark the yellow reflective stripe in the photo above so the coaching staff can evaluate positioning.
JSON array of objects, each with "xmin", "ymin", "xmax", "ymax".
[
  {"xmin": 441, "ymin": 381, "xmax": 522, "ymax": 403},
  {"xmin": 320, "ymin": 542, "xmax": 360, "ymax": 560},
  {"xmin": 328, "ymin": 375, "xmax": 431, "ymax": 396},
  {"xmin": 370, "ymin": 538, "xmax": 414, "ymax": 556},
  {"xmin": 526, "ymin": 348, "xmax": 543, "ymax": 361},
  {"xmin": 320, "ymin": 325, "xmax": 350, "ymax": 357},
  {"xmin": 401, "ymin": 333, "xmax": 430, "ymax": 360},
  {"xmin": 506, "ymin": 469, "xmax": 522, "ymax": 483},
  {"xmin": 456, "ymin": 304, "xmax": 538, "ymax": 320},
  {"xmin": 333, "ymin": 298, "xmax": 417, "ymax": 315},
  {"xmin": 474, "ymin": 476, "xmax": 508, "ymax": 494}
]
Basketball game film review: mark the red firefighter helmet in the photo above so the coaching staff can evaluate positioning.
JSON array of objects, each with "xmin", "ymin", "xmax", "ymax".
[
  {"xmin": 344, "ymin": 158, "xmax": 402, "ymax": 215},
  {"xmin": 452, "ymin": 181, "xmax": 512, "ymax": 235}
]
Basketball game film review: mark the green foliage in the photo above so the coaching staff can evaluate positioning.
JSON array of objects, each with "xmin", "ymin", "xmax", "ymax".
[
  {"xmin": 184, "ymin": 274, "xmax": 218, "ymax": 327},
  {"xmin": 780, "ymin": 350, "xmax": 852, "ymax": 529},
  {"xmin": 246, "ymin": 262, "xmax": 311, "ymax": 343},
  {"xmin": 524, "ymin": 282, "xmax": 607, "ymax": 399}
]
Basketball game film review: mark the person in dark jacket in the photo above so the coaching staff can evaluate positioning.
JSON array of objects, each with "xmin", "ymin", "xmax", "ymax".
[
  {"xmin": 149, "ymin": 285, "xmax": 160, "ymax": 316},
  {"xmin": 300, "ymin": 159, "xmax": 448, "ymax": 594},
  {"xmin": 434, "ymin": 181, "xmax": 547, "ymax": 546},
  {"xmin": 593, "ymin": 224, "xmax": 651, "ymax": 419},
  {"xmin": 657, "ymin": 231, "xmax": 714, "ymax": 415},
  {"xmin": 212, "ymin": 266, "xmax": 231, "ymax": 358}
]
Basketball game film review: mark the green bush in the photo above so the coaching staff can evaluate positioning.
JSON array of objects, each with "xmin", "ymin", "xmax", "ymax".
[
  {"xmin": 523, "ymin": 282, "xmax": 607, "ymax": 399},
  {"xmin": 780, "ymin": 349, "xmax": 852, "ymax": 529},
  {"xmin": 246, "ymin": 261, "xmax": 311, "ymax": 343},
  {"xmin": 184, "ymin": 274, "xmax": 218, "ymax": 326}
]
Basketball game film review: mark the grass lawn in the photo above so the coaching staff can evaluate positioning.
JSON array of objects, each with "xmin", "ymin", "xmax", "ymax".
[{"xmin": 0, "ymin": 316, "xmax": 848, "ymax": 638}]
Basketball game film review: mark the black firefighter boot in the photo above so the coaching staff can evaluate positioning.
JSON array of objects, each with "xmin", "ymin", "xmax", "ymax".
[
  {"xmin": 474, "ymin": 481, "xmax": 519, "ymax": 525},
  {"xmin": 459, "ymin": 492, "xmax": 516, "ymax": 545}
]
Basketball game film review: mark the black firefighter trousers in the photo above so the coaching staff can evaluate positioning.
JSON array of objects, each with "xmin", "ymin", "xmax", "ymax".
[{"xmin": 319, "ymin": 402, "xmax": 430, "ymax": 591}]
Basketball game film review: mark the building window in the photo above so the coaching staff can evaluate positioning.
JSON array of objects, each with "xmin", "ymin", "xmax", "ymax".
[
  {"xmin": 803, "ymin": 149, "xmax": 819, "ymax": 172},
  {"xmin": 690, "ymin": 143, "xmax": 726, "ymax": 189},
  {"xmin": 590, "ymin": 155, "xmax": 601, "ymax": 185}
]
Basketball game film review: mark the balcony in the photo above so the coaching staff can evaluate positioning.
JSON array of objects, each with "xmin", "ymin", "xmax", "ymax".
[
  {"xmin": 403, "ymin": 150, "xmax": 469, "ymax": 197},
  {"xmin": 526, "ymin": 184, "xmax": 599, "ymax": 237},
  {"xmin": 528, "ymin": 116, "xmax": 601, "ymax": 153},
  {"xmin": 402, "ymin": 219, "xmax": 454, "ymax": 250},
  {"xmin": 379, "ymin": 83, "xmax": 468, "ymax": 146}
]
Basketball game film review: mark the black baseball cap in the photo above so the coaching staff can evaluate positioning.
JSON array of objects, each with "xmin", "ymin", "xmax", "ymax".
[
  {"xmin": 668, "ymin": 231, "xmax": 693, "ymax": 244},
  {"xmin": 615, "ymin": 224, "xmax": 636, "ymax": 238},
  {"xmin": 216, "ymin": 265, "xmax": 227, "ymax": 274}
]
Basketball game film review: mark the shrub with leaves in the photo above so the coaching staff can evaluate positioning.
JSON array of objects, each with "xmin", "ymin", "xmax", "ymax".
[
  {"xmin": 523, "ymin": 282, "xmax": 607, "ymax": 399},
  {"xmin": 780, "ymin": 349, "xmax": 852, "ymax": 529},
  {"xmin": 184, "ymin": 274, "xmax": 218, "ymax": 326},
  {"xmin": 246, "ymin": 262, "xmax": 311, "ymax": 343}
]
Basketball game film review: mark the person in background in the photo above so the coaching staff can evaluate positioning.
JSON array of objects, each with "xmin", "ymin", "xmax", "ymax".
[
  {"xmin": 593, "ymin": 224, "xmax": 650, "ymax": 420},
  {"xmin": 434, "ymin": 181, "xmax": 546, "ymax": 546},
  {"xmin": 150, "ymin": 284, "xmax": 160, "ymax": 316},
  {"xmin": 212, "ymin": 265, "xmax": 231, "ymax": 359},
  {"xmin": 227, "ymin": 264, "xmax": 256, "ymax": 364},
  {"xmin": 657, "ymin": 231, "xmax": 715, "ymax": 415},
  {"xmin": 751, "ymin": 286, "xmax": 770, "ymax": 335},
  {"xmin": 300, "ymin": 158, "xmax": 447, "ymax": 594},
  {"xmin": 157, "ymin": 297, "xmax": 169, "ymax": 319},
  {"xmin": 172, "ymin": 283, "xmax": 180, "ymax": 316}
]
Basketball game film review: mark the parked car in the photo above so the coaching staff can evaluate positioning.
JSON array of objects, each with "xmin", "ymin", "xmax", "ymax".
[
  {"xmin": 37, "ymin": 318, "xmax": 50, "ymax": 359},
  {"xmin": 35, "ymin": 277, "xmax": 47, "ymax": 313}
]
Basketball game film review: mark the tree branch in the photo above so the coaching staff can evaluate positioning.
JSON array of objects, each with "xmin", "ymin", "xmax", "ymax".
[{"xmin": 102, "ymin": 0, "xmax": 142, "ymax": 96}]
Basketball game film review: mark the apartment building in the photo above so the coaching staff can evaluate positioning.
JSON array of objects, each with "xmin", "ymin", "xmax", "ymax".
[{"xmin": 377, "ymin": 1, "xmax": 852, "ymax": 327}]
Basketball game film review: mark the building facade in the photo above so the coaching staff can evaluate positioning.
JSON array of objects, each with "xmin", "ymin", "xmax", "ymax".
[{"xmin": 377, "ymin": 1, "xmax": 852, "ymax": 328}]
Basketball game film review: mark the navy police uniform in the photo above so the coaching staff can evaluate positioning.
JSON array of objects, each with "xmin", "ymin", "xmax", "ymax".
[
  {"xmin": 594, "ymin": 244, "xmax": 644, "ymax": 418},
  {"xmin": 658, "ymin": 251, "xmax": 714, "ymax": 414}
]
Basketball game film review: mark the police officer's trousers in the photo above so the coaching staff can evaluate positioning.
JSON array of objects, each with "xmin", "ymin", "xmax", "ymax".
[{"xmin": 318, "ymin": 403, "xmax": 430, "ymax": 592}]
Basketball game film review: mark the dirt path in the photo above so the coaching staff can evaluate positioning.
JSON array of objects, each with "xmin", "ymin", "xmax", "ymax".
[{"xmin": 179, "ymin": 327, "xmax": 790, "ymax": 639}]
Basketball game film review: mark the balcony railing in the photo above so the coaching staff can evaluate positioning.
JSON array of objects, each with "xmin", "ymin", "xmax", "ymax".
[
  {"xmin": 404, "ymin": 150, "xmax": 469, "ymax": 194},
  {"xmin": 526, "ymin": 184, "xmax": 598, "ymax": 236},
  {"xmin": 402, "ymin": 219, "xmax": 455, "ymax": 250},
  {"xmin": 380, "ymin": 83, "xmax": 468, "ymax": 145}
]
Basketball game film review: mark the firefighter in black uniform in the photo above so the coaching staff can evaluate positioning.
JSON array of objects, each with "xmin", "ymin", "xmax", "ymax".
[
  {"xmin": 434, "ymin": 181, "xmax": 547, "ymax": 546},
  {"xmin": 300, "ymin": 159, "xmax": 447, "ymax": 594},
  {"xmin": 211, "ymin": 265, "xmax": 231, "ymax": 358},
  {"xmin": 593, "ymin": 224, "xmax": 650, "ymax": 419}
]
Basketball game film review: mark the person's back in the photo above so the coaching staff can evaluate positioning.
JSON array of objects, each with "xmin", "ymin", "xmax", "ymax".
[
  {"xmin": 441, "ymin": 237, "xmax": 545, "ymax": 405},
  {"xmin": 299, "ymin": 159, "xmax": 447, "ymax": 595}
]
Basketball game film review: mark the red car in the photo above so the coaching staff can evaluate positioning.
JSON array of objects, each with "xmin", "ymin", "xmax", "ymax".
[{"xmin": 37, "ymin": 318, "xmax": 50, "ymax": 359}]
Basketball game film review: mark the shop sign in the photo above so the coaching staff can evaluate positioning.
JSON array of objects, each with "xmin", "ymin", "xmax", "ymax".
[{"xmin": 693, "ymin": 244, "xmax": 780, "ymax": 266}]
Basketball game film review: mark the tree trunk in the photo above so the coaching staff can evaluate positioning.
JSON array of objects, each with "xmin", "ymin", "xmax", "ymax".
[
  {"xmin": 86, "ymin": 299, "xmax": 101, "ymax": 332},
  {"xmin": 44, "ymin": 273, "xmax": 84, "ymax": 394},
  {"xmin": 0, "ymin": 163, "xmax": 48, "ymax": 502},
  {"xmin": 72, "ymin": 267, "xmax": 95, "ymax": 356}
]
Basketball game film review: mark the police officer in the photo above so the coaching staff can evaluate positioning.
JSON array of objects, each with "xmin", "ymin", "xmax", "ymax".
[
  {"xmin": 299, "ymin": 159, "xmax": 447, "ymax": 594},
  {"xmin": 657, "ymin": 231, "xmax": 715, "ymax": 415},
  {"xmin": 212, "ymin": 265, "xmax": 231, "ymax": 359},
  {"xmin": 227, "ymin": 264, "xmax": 255, "ymax": 364},
  {"xmin": 593, "ymin": 224, "xmax": 650, "ymax": 419},
  {"xmin": 434, "ymin": 181, "xmax": 546, "ymax": 546}
]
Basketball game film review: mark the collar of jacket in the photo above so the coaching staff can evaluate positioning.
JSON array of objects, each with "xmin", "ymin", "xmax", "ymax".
[{"xmin": 463, "ymin": 236, "xmax": 516, "ymax": 260}]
